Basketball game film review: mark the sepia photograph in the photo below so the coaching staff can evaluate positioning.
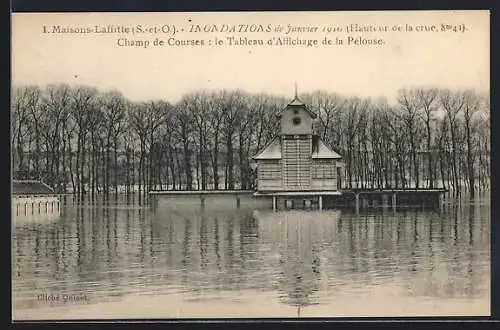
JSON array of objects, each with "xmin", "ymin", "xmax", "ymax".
[{"xmin": 11, "ymin": 10, "xmax": 490, "ymax": 320}]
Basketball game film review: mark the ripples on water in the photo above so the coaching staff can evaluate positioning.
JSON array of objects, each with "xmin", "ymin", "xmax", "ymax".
[{"xmin": 12, "ymin": 194, "xmax": 490, "ymax": 318}]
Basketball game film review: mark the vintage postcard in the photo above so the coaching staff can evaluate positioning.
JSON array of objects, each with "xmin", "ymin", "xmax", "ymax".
[{"xmin": 11, "ymin": 11, "xmax": 490, "ymax": 320}]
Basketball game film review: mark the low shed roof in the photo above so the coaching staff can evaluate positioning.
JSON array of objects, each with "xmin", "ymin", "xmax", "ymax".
[
  {"xmin": 12, "ymin": 180, "xmax": 56, "ymax": 195},
  {"xmin": 312, "ymin": 140, "xmax": 342, "ymax": 159},
  {"xmin": 253, "ymin": 137, "xmax": 282, "ymax": 160}
]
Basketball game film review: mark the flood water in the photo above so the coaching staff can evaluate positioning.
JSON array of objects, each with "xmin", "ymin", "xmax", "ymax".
[{"xmin": 12, "ymin": 194, "xmax": 490, "ymax": 319}]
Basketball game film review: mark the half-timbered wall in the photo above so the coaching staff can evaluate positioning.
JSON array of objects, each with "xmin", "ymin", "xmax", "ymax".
[
  {"xmin": 311, "ymin": 159, "xmax": 337, "ymax": 190},
  {"xmin": 257, "ymin": 160, "xmax": 282, "ymax": 190},
  {"xmin": 282, "ymin": 135, "xmax": 312, "ymax": 190}
]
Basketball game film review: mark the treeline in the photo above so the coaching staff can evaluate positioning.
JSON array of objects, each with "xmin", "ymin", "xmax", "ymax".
[{"xmin": 11, "ymin": 84, "xmax": 490, "ymax": 203}]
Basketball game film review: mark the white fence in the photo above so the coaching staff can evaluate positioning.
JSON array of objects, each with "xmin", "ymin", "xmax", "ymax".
[{"xmin": 12, "ymin": 196, "xmax": 61, "ymax": 220}]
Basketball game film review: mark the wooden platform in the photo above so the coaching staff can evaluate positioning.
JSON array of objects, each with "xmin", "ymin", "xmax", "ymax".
[
  {"xmin": 253, "ymin": 191, "xmax": 342, "ymax": 196},
  {"xmin": 341, "ymin": 188, "xmax": 448, "ymax": 193},
  {"xmin": 148, "ymin": 188, "xmax": 448, "ymax": 211},
  {"xmin": 340, "ymin": 188, "xmax": 448, "ymax": 213},
  {"xmin": 149, "ymin": 190, "xmax": 253, "ymax": 196}
]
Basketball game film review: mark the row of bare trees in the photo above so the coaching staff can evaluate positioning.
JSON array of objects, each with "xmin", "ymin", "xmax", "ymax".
[
  {"xmin": 301, "ymin": 88, "xmax": 490, "ymax": 197},
  {"xmin": 11, "ymin": 84, "xmax": 489, "ymax": 203}
]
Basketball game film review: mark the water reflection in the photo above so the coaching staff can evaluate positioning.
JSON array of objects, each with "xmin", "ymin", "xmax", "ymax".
[{"xmin": 12, "ymin": 196, "xmax": 490, "ymax": 317}]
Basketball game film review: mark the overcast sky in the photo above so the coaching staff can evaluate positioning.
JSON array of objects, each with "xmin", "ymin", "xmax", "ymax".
[{"xmin": 12, "ymin": 11, "xmax": 489, "ymax": 104}]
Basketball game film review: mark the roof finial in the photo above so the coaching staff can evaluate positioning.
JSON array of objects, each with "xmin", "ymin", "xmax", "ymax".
[{"xmin": 294, "ymin": 81, "xmax": 298, "ymax": 99}]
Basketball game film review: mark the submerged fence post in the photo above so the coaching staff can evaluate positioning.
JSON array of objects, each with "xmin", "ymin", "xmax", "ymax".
[
  {"xmin": 362, "ymin": 196, "xmax": 369, "ymax": 209},
  {"xmin": 439, "ymin": 193, "xmax": 444, "ymax": 212},
  {"xmin": 355, "ymin": 193, "xmax": 360, "ymax": 214},
  {"xmin": 150, "ymin": 194, "xmax": 158, "ymax": 211},
  {"xmin": 392, "ymin": 193, "xmax": 397, "ymax": 212}
]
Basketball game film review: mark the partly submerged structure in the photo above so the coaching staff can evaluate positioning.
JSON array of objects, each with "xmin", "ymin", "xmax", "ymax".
[
  {"xmin": 12, "ymin": 180, "xmax": 61, "ymax": 219},
  {"xmin": 252, "ymin": 92, "xmax": 345, "ymax": 210},
  {"xmin": 149, "ymin": 89, "xmax": 447, "ymax": 212}
]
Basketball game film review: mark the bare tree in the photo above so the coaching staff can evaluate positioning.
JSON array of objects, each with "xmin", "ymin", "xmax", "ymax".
[
  {"xmin": 11, "ymin": 86, "xmax": 37, "ymax": 176},
  {"xmin": 23, "ymin": 86, "xmax": 43, "ymax": 178},
  {"xmin": 415, "ymin": 88, "xmax": 439, "ymax": 188},
  {"xmin": 237, "ymin": 93, "xmax": 257, "ymax": 190},
  {"xmin": 436, "ymin": 118, "xmax": 449, "ymax": 190},
  {"xmin": 182, "ymin": 92, "xmax": 211, "ymax": 190},
  {"xmin": 173, "ymin": 101, "xmax": 194, "ymax": 190},
  {"xmin": 306, "ymin": 91, "xmax": 344, "ymax": 145},
  {"xmin": 439, "ymin": 89, "xmax": 466, "ymax": 194},
  {"xmin": 463, "ymin": 90, "xmax": 480, "ymax": 197},
  {"xmin": 146, "ymin": 101, "xmax": 173, "ymax": 193},
  {"xmin": 121, "ymin": 120, "xmax": 135, "ymax": 198},
  {"xmin": 41, "ymin": 84, "xmax": 72, "ymax": 191},
  {"xmin": 251, "ymin": 94, "xmax": 282, "ymax": 153},
  {"xmin": 398, "ymin": 88, "xmax": 424, "ymax": 188},
  {"xmin": 343, "ymin": 97, "xmax": 370, "ymax": 188},
  {"xmin": 128, "ymin": 102, "xmax": 148, "ymax": 202},
  {"xmin": 70, "ymin": 86, "xmax": 99, "ymax": 200},
  {"xmin": 475, "ymin": 94, "xmax": 490, "ymax": 191},
  {"xmin": 206, "ymin": 92, "xmax": 226, "ymax": 190},
  {"xmin": 158, "ymin": 111, "xmax": 178, "ymax": 190},
  {"xmin": 87, "ymin": 104, "xmax": 104, "ymax": 201},
  {"xmin": 100, "ymin": 91, "xmax": 127, "ymax": 199},
  {"xmin": 386, "ymin": 107, "xmax": 409, "ymax": 188},
  {"xmin": 221, "ymin": 90, "xmax": 243, "ymax": 190}
]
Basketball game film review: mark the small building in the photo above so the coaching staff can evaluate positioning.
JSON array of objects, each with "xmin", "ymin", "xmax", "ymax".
[
  {"xmin": 252, "ymin": 93, "xmax": 344, "ymax": 210},
  {"xmin": 12, "ymin": 180, "xmax": 61, "ymax": 219}
]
